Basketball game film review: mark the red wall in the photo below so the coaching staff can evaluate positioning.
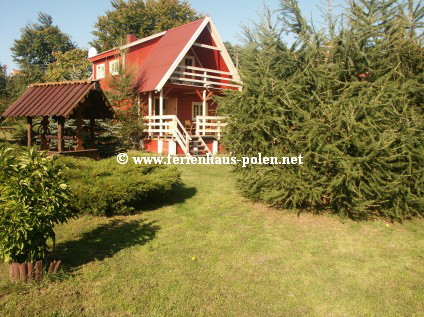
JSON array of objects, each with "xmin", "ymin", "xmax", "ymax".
[
  {"xmin": 90, "ymin": 37, "xmax": 161, "ymax": 91},
  {"xmin": 144, "ymin": 140, "xmax": 158, "ymax": 153}
]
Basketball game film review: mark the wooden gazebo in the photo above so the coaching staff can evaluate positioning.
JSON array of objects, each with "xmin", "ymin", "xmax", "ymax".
[{"xmin": 1, "ymin": 80, "xmax": 115, "ymax": 159}]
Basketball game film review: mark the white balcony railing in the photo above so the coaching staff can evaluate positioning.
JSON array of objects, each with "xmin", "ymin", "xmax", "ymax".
[
  {"xmin": 170, "ymin": 66, "xmax": 241, "ymax": 90},
  {"xmin": 195, "ymin": 116, "xmax": 228, "ymax": 140}
]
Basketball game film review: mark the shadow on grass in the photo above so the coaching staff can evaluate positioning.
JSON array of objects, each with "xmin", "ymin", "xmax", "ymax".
[
  {"xmin": 137, "ymin": 184, "xmax": 198, "ymax": 212},
  {"xmin": 55, "ymin": 219, "xmax": 159, "ymax": 272}
]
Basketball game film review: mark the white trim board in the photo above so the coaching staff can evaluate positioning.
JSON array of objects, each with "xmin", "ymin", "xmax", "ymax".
[
  {"xmin": 207, "ymin": 20, "xmax": 241, "ymax": 83},
  {"xmin": 91, "ymin": 31, "xmax": 166, "ymax": 59}
]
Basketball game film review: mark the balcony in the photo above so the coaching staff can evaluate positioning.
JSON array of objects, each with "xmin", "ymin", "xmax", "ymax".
[{"xmin": 169, "ymin": 66, "xmax": 241, "ymax": 90}]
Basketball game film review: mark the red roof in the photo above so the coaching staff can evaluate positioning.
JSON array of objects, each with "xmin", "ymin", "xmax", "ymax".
[
  {"xmin": 90, "ymin": 18, "xmax": 209, "ymax": 93},
  {"xmin": 1, "ymin": 81, "xmax": 114, "ymax": 119},
  {"xmin": 136, "ymin": 18, "xmax": 206, "ymax": 92}
]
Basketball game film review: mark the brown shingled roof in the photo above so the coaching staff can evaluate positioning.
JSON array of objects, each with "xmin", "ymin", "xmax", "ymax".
[{"xmin": 1, "ymin": 80, "xmax": 115, "ymax": 119}]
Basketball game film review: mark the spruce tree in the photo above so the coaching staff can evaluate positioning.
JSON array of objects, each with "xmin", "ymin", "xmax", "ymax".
[{"xmin": 218, "ymin": 0, "xmax": 423, "ymax": 220}]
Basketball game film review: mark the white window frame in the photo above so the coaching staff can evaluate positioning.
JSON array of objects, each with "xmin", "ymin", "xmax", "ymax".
[
  {"xmin": 96, "ymin": 63, "xmax": 105, "ymax": 79},
  {"xmin": 180, "ymin": 55, "xmax": 195, "ymax": 67},
  {"xmin": 109, "ymin": 59, "xmax": 120, "ymax": 76},
  {"xmin": 192, "ymin": 102, "xmax": 207, "ymax": 120}
]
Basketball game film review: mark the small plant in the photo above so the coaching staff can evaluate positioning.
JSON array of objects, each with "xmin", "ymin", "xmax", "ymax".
[{"xmin": 0, "ymin": 147, "xmax": 75, "ymax": 264}]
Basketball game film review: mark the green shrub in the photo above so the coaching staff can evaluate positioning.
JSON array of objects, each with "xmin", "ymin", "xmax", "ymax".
[
  {"xmin": 59, "ymin": 154, "xmax": 181, "ymax": 216},
  {"xmin": 0, "ymin": 147, "xmax": 75, "ymax": 263},
  {"xmin": 218, "ymin": 1, "xmax": 424, "ymax": 221}
]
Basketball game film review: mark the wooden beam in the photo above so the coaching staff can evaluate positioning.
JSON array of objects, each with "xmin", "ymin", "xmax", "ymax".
[
  {"xmin": 182, "ymin": 91, "xmax": 197, "ymax": 96},
  {"xmin": 171, "ymin": 83, "xmax": 222, "ymax": 92},
  {"xmin": 148, "ymin": 92, "xmax": 153, "ymax": 117},
  {"xmin": 206, "ymin": 91, "xmax": 214, "ymax": 101},
  {"xmin": 26, "ymin": 117, "xmax": 32, "ymax": 147},
  {"xmin": 180, "ymin": 65, "xmax": 233, "ymax": 76},
  {"xmin": 202, "ymin": 90, "xmax": 207, "ymax": 117},
  {"xmin": 89, "ymin": 117, "xmax": 95, "ymax": 147},
  {"xmin": 195, "ymin": 90, "xmax": 204, "ymax": 102},
  {"xmin": 202, "ymin": 90, "xmax": 208, "ymax": 135},
  {"xmin": 170, "ymin": 77, "xmax": 242, "ymax": 89},
  {"xmin": 40, "ymin": 116, "xmax": 49, "ymax": 150},
  {"xmin": 159, "ymin": 89, "xmax": 164, "ymax": 137},
  {"xmin": 193, "ymin": 43, "xmax": 221, "ymax": 51},
  {"xmin": 188, "ymin": 47, "xmax": 204, "ymax": 68},
  {"xmin": 57, "ymin": 117, "xmax": 65, "ymax": 153},
  {"xmin": 75, "ymin": 110, "xmax": 84, "ymax": 151},
  {"xmin": 172, "ymin": 71, "xmax": 236, "ymax": 82}
]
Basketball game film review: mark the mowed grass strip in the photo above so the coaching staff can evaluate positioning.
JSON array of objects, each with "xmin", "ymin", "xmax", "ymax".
[{"xmin": 0, "ymin": 159, "xmax": 423, "ymax": 317}]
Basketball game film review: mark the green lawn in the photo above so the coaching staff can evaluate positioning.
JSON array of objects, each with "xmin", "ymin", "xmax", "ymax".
[{"xmin": 1, "ymin": 159, "xmax": 423, "ymax": 317}]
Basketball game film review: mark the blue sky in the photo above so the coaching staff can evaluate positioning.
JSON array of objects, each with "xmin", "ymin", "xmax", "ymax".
[{"xmin": 0, "ymin": 0, "xmax": 342, "ymax": 73}]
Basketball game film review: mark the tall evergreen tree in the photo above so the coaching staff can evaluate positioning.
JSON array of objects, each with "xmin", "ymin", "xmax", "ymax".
[{"xmin": 218, "ymin": 0, "xmax": 424, "ymax": 220}]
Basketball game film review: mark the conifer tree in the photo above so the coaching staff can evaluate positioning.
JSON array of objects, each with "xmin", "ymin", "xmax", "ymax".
[{"xmin": 218, "ymin": 0, "xmax": 423, "ymax": 220}]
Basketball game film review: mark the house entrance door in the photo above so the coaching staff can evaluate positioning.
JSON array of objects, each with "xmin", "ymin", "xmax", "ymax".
[{"xmin": 165, "ymin": 98, "xmax": 177, "ymax": 115}]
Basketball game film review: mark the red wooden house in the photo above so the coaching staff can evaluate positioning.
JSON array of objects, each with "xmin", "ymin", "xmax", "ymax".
[{"xmin": 89, "ymin": 17, "xmax": 241, "ymax": 156}]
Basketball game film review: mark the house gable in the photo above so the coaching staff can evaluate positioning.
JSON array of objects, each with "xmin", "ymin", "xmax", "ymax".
[
  {"xmin": 152, "ymin": 17, "xmax": 240, "ymax": 92},
  {"xmin": 89, "ymin": 17, "xmax": 240, "ymax": 92}
]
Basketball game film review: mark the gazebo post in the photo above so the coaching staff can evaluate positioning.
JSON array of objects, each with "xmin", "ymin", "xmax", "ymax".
[
  {"xmin": 26, "ymin": 116, "xmax": 32, "ymax": 147},
  {"xmin": 57, "ymin": 117, "xmax": 65, "ymax": 153},
  {"xmin": 75, "ymin": 109, "xmax": 84, "ymax": 151},
  {"xmin": 89, "ymin": 117, "xmax": 95, "ymax": 148},
  {"xmin": 40, "ymin": 116, "xmax": 49, "ymax": 150}
]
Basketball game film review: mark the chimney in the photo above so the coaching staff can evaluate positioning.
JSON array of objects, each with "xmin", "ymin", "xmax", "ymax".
[{"xmin": 126, "ymin": 34, "xmax": 137, "ymax": 44}]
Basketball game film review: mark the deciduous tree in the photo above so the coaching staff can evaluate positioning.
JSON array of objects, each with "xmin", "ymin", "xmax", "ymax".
[
  {"xmin": 45, "ymin": 49, "xmax": 92, "ymax": 82},
  {"xmin": 11, "ymin": 12, "xmax": 76, "ymax": 68},
  {"xmin": 90, "ymin": 0, "xmax": 202, "ymax": 51}
]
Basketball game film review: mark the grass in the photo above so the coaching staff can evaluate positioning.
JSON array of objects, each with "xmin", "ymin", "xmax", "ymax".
[{"xmin": 0, "ymin": 156, "xmax": 423, "ymax": 317}]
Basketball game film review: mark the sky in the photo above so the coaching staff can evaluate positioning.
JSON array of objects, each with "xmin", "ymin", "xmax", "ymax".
[{"xmin": 0, "ymin": 0, "xmax": 342, "ymax": 73}]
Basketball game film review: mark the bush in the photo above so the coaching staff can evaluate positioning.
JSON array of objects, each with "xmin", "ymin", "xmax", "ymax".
[
  {"xmin": 218, "ymin": 1, "xmax": 424, "ymax": 221},
  {"xmin": 0, "ymin": 147, "xmax": 74, "ymax": 263},
  {"xmin": 59, "ymin": 154, "xmax": 181, "ymax": 216}
]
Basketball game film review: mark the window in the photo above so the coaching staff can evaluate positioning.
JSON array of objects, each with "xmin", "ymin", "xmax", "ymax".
[
  {"xmin": 109, "ymin": 60, "xmax": 120, "ymax": 75},
  {"xmin": 176, "ymin": 56, "xmax": 196, "ymax": 85},
  {"xmin": 96, "ymin": 63, "xmax": 105, "ymax": 79},
  {"xmin": 184, "ymin": 56, "xmax": 194, "ymax": 67},
  {"xmin": 192, "ymin": 102, "xmax": 207, "ymax": 120}
]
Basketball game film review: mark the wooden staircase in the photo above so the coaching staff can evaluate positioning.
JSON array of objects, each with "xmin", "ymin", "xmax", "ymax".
[{"xmin": 189, "ymin": 135, "xmax": 212, "ymax": 157}]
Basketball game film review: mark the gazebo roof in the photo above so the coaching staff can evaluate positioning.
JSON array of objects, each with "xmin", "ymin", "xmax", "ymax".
[{"xmin": 1, "ymin": 80, "xmax": 115, "ymax": 119}]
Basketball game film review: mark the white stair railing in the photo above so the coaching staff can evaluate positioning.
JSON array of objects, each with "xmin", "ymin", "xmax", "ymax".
[
  {"xmin": 196, "ymin": 135, "xmax": 213, "ymax": 156},
  {"xmin": 145, "ymin": 115, "xmax": 192, "ymax": 155}
]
